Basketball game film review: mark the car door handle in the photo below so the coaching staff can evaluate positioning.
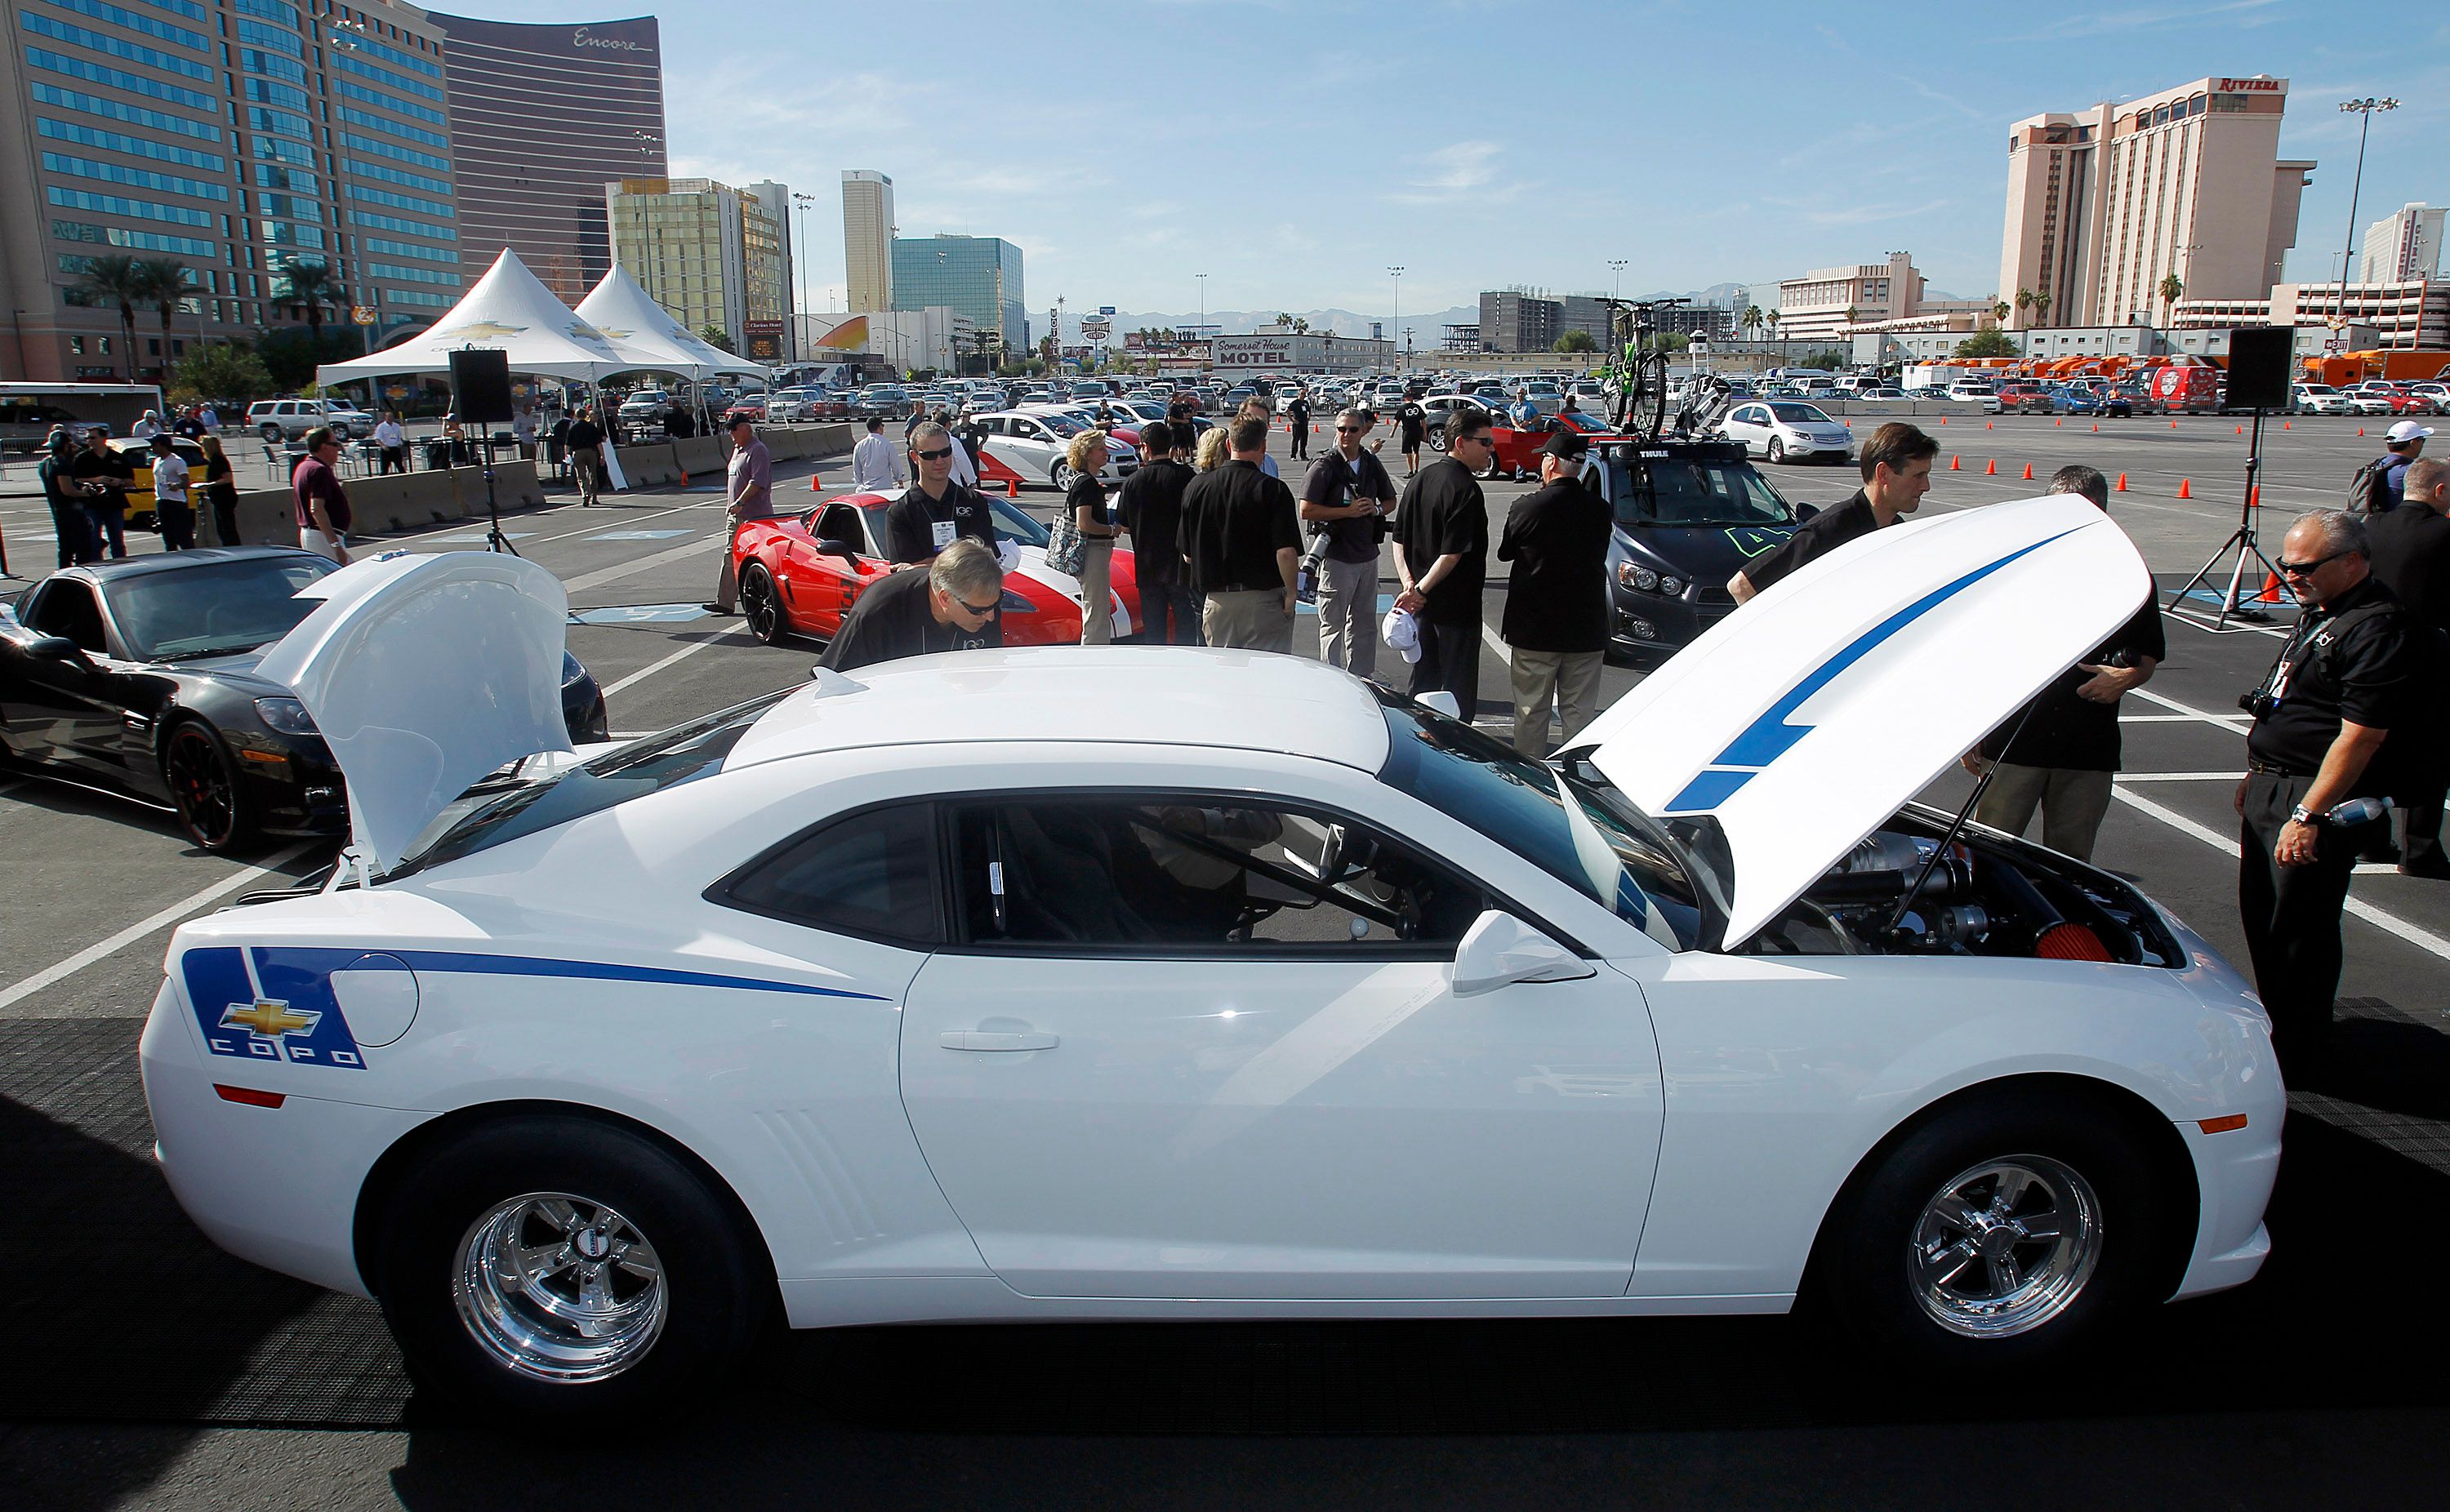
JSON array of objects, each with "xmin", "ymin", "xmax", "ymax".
[{"xmin": 938, "ymin": 1029, "xmax": 1059, "ymax": 1052}]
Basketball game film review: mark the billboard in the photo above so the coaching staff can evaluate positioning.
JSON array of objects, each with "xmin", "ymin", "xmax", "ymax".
[
  {"xmin": 742, "ymin": 320, "xmax": 786, "ymax": 361},
  {"xmin": 1081, "ymin": 318, "xmax": 1112, "ymax": 341}
]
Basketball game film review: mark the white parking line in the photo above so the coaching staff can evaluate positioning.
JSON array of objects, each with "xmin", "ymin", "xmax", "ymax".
[
  {"xmin": 0, "ymin": 842, "xmax": 314, "ymax": 1014},
  {"xmin": 2115, "ymin": 772, "xmax": 2246, "ymax": 782},
  {"xmin": 2128, "ymin": 687, "xmax": 2251, "ymax": 728},
  {"xmin": 601, "ymin": 628, "xmax": 754, "ymax": 699},
  {"xmin": 2110, "ymin": 786, "xmax": 2450, "ymax": 964}
]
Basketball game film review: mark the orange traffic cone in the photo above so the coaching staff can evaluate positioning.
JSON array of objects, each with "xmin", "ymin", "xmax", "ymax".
[
  {"xmin": 2236, "ymin": 425, "xmax": 2245, "ymax": 435},
  {"xmin": 2177, "ymin": 478, "xmax": 2191, "ymax": 499},
  {"xmin": 1938, "ymin": 416, "xmax": 1947, "ymax": 425},
  {"xmin": 2358, "ymin": 427, "xmax": 2366, "ymax": 437},
  {"xmin": 1984, "ymin": 459, "xmax": 1998, "ymax": 475},
  {"xmin": 1985, "ymin": 420, "xmax": 1993, "ymax": 429},
  {"xmin": 2283, "ymin": 419, "xmax": 2292, "ymax": 429},
  {"xmin": 2249, "ymin": 483, "xmax": 2261, "ymax": 507},
  {"xmin": 1007, "ymin": 478, "xmax": 1020, "ymax": 498},
  {"xmin": 2170, "ymin": 419, "xmax": 2178, "ymax": 429},
  {"xmin": 2055, "ymin": 417, "xmax": 2064, "ymax": 426},
  {"xmin": 2115, "ymin": 473, "xmax": 2128, "ymax": 492},
  {"xmin": 2021, "ymin": 462, "xmax": 2034, "ymax": 480},
  {"xmin": 1950, "ymin": 455, "xmax": 1961, "ymax": 470},
  {"xmin": 2091, "ymin": 424, "xmax": 2099, "ymax": 433}
]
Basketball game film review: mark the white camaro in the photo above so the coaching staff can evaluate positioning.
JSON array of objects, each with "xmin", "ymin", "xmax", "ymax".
[{"xmin": 142, "ymin": 498, "xmax": 2280, "ymax": 1420}]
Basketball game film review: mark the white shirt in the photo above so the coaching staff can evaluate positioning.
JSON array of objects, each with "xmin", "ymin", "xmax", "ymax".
[
  {"xmin": 850, "ymin": 431, "xmax": 904, "ymax": 491},
  {"xmin": 150, "ymin": 451, "xmax": 188, "ymax": 504},
  {"xmin": 373, "ymin": 420, "xmax": 405, "ymax": 447},
  {"xmin": 132, "ymin": 418, "xmax": 160, "ymax": 439},
  {"xmin": 512, "ymin": 412, "xmax": 537, "ymax": 442},
  {"xmin": 198, "ymin": 407, "xmax": 217, "ymax": 429}
]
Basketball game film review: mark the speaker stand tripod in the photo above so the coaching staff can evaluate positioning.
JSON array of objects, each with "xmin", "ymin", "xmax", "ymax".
[
  {"xmin": 2164, "ymin": 407, "xmax": 2287, "ymax": 632},
  {"xmin": 478, "ymin": 433, "xmax": 519, "ymax": 557}
]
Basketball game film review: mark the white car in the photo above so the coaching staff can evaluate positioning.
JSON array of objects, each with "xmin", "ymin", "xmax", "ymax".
[
  {"xmin": 247, "ymin": 398, "xmax": 373, "ymax": 441},
  {"xmin": 762, "ymin": 389, "xmax": 819, "ymax": 423},
  {"xmin": 2406, "ymin": 381, "xmax": 2449, "ymax": 414},
  {"xmin": 143, "ymin": 501, "xmax": 2278, "ymax": 1419},
  {"xmin": 970, "ymin": 408, "xmax": 1135, "ymax": 489},
  {"xmin": 1948, "ymin": 382, "xmax": 2002, "ymax": 414},
  {"xmin": 2288, "ymin": 384, "xmax": 2352, "ymax": 416},
  {"xmin": 2341, "ymin": 385, "xmax": 2400, "ymax": 417},
  {"xmin": 1720, "ymin": 400, "xmax": 1856, "ymax": 465}
]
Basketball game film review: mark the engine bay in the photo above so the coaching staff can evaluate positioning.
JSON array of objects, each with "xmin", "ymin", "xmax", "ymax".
[{"xmin": 1741, "ymin": 812, "xmax": 2184, "ymax": 966}]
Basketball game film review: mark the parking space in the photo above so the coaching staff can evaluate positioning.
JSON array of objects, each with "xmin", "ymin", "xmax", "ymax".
[{"xmin": 3, "ymin": 408, "xmax": 2448, "ymax": 1505}]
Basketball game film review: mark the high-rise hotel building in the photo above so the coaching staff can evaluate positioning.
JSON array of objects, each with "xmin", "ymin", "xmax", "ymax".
[
  {"xmin": 840, "ymin": 168, "xmax": 891, "ymax": 314},
  {"xmin": 0, "ymin": 0, "xmax": 466, "ymax": 380},
  {"xmin": 1998, "ymin": 75, "xmax": 2314, "ymax": 330}
]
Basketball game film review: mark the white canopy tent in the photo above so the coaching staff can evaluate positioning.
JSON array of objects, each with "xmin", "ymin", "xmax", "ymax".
[
  {"xmin": 574, "ymin": 265, "xmax": 773, "ymax": 384},
  {"xmin": 314, "ymin": 247, "xmax": 639, "ymax": 386}
]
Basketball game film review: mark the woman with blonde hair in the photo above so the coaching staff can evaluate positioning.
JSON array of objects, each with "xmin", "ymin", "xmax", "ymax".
[
  {"xmin": 1064, "ymin": 429, "xmax": 1120, "ymax": 646},
  {"xmin": 1195, "ymin": 425, "xmax": 1231, "ymax": 473}
]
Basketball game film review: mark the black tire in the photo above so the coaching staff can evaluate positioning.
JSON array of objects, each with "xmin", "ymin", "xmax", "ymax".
[
  {"xmin": 1426, "ymin": 425, "xmax": 1446, "ymax": 454},
  {"xmin": 162, "ymin": 720, "xmax": 255, "ymax": 852},
  {"xmin": 259, "ymin": 423, "xmax": 283, "ymax": 443},
  {"xmin": 740, "ymin": 563, "xmax": 787, "ymax": 646},
  {"xmin": 1814, "ymin": 1091, "xmax": 2180, "ymax": 1370},
  {"xmin": 375, "ymin": 1115, "xmax": 770, "ymax": 1423}
]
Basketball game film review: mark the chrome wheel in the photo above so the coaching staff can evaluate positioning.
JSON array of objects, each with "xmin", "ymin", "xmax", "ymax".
[
  {"xmin": 1050, "ymin": 460, "xmax": 1077, "ymax": 491},
  {"xmin": 1909, "ymin": 1155, "xmax": 2100, "ymax": 1339},
  {"xmin": 453, "ymin": 1191, "xmax": 667, "ymax": 1383}
]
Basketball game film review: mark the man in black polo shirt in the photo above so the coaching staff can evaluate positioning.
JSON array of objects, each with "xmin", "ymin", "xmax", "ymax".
[
  {"xmin": 821, "ymin": 539, "xmax": 1006, "ymax": 669},
  {"xmin": 1965, "ymin": 466, "xmax": 2162, "ymax": 861},
  {"xmin": 1115, "ymin": 421, "xmax": 1200, "ymax": 645},
  {"xmin": 1726, "ymin": 421, "xmax": 1937, "ymax": 603},
  {"xmin": 1286, "ymin": 390, "xmax": 1312, "ymax": 461},
  {"xmin": 886, "ymin": 420, "xmax": 999, "ymax": 564},
  {"xmin": 1300, "ymin": 407, "xmax": 1397, "ymax": 679},
  {"xmin": 1499, "ymin": 429, "xmax": 1610, "ymax": 755},
  {"xmin": 69, "ymin": 425, "xmax": 135, "ymax": 560},
  {"xmin": 1392, "ymin": 405, "xmax": 1493, "ymax": 715},
  {"xmin": 1180, "ymin": 414, "xmax": 1301, "ymax": 652},
  {"xmin": 2237, "ymin": 510, "xmax": 2426, "ymax": 1074},
  {"xmin": 2362, "ymin": 456, "xmax": 2450, "ymax": 875}
]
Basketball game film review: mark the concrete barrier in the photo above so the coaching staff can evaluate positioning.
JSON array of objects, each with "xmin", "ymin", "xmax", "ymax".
[
  {"xmin": 673, "ymin": 434, "xmax": 725, "ymax": 474},
  {"xmin": 613, "ymin": 443, "xmax": 681, "ymax": 488},
  {"xmin": 225, "ymin": 461, "xmax": 546, "ymax": 545}
]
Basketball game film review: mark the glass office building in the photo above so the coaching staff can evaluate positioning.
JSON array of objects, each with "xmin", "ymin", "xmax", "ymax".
[{"xmin": 891, "ymin": 233, "xmax": 1023, "ymax": 358}]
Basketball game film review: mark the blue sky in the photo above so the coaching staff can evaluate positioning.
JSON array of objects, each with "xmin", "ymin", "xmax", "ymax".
[{"xmin": 608, "ymin": 0, "xmax": 2444, "ymax": 320}]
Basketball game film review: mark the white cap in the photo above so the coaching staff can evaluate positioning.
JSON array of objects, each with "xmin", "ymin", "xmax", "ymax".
[
  {"xmin": 1381, "ymin": 605, "xmax": 1423, "ymax": 663},
  {"xmin": 2388, "ymin": 420, "xmax": 2434, "ymax": 446}
]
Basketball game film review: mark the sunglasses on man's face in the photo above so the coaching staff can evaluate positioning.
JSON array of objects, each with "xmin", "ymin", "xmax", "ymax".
[
  {"xmin": 1334, "ymin": 425, "xmax": 1364, "ymax": 434},
  {"xmin": 2278, "ymin": 549, "xmax": 2350, "ymax": 576},
  {"xmin": 951, "ymin": 593, "xmax": 1000, "ymax": 617},
  {"xmin": 915, "ymin": 446, "xmax": 954, "ymax": 460}
]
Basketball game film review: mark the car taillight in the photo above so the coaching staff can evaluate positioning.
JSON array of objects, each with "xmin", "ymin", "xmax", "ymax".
[{"xmin": 213, "ymin": 1084, "xmax": 286, "ymax": 1108}]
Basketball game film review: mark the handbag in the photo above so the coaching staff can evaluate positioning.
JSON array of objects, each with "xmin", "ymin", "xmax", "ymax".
[{"xmin": 1045, "ymin": 511, "xmax": 1088, "ymax": 576}]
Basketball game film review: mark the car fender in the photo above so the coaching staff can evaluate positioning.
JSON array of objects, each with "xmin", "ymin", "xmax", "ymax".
[{"xmin": 1613, "ymin": 949, "xmax": 2279, "ymax": 1301}]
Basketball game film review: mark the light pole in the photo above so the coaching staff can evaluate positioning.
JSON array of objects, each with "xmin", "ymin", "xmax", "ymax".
[
  {"xmin": 1387, "ymin": 266, "xmax": 1403, "ymax": 373},
  {"xmin": 2336, "ymin": 97, "xmax": 2398, "ymax": 323},
  {"xmin": 1195, "ymin": 273, "xmax": 1207, "ymax": 338},
  {"xmin": 790, "ymin": 192, "xmax": 817, "ymax": 362},
  {"xmin": 1607, "ymin": 260, "xmax": 1627, "ymax": 300}
]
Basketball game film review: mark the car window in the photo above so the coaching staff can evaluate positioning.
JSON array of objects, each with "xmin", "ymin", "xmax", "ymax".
[
  {"xmin": 1013, "ymin": 420, "xmax": 1041, "ymax": 438},
  {"xmin": 1768, "ymin": 403, "xmax": 1833, "ymax": 424},
  {"xmin": 1373, "ymin": 690, "xmax": 1702, "ymax": 950},
  {"xmin": 817, "ymin": 503, "xmax": 864, "ymax": 545},
  {"xmin": 105, "ymin": 554, "xmax": 335, "ymax": 659},
  {"xmin": 25, "ymin": 580, "xmax": 108, "ymax": 652},
  {"xmin": 715, "ymin": 802, "xmax": 943, "ymax": 945},
  {"xmin": 949, "ymin": 794, "xmax": 1489, "ymax": 954},
  {"xmin": 989, "ymin": 498, "xmax": 1048, "ymax": 547}
]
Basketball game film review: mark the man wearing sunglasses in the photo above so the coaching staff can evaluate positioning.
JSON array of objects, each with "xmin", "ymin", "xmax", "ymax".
[
  {"xmin": 2236, "ymin": 509, "xmax": 2428, "ymax": 1075},
  {"xmin": 1300, "ymin": 407, "xmax": 1398, "ymax": 678},
  {"xmin": 1392, "ymin": 406, "xmax": 1493, "ymax": 716},
  {"xmin": 820, "ymin": 538, "xmax": 1007, "ymax": 670},
  {"xmin": 705, "ymin": 415, "xmax": 775, "ymax": 615},
  {"xmin": 886, "ymin": 420, "xmax": 1000, "ymax": 567}
]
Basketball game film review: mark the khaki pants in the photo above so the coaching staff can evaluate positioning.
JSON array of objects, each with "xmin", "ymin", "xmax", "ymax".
[
  {"xmin": 1077, "ymin": 538, "xmax": 1114, "ymax": 645},
  {"xmin": 1203, "ymin": 587, "xmax": 1294, "ymax": 654},
  {"xmin": 1509, "ymin": 647, "xmax": 1605, "ymax": 756},
  {"xmin": 1316, "ymin": 554, "xmax": 1378, "ymax": 679},
  {"xmin": 1975, "ymin": 762, "xmax": 2114, "ymax": 861},
  {"xmin": 299, "ymin": 524, "xmax": 346, "ymax": 563}
]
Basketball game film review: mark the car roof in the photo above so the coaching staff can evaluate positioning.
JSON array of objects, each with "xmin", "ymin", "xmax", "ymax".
[
  {"xmin": 56, "ymin": 544, "xmax": 324, "ymax": 585},
  {"xmin": 724, "ymin": 647, "xmax": 1394, "ymax": 773}
]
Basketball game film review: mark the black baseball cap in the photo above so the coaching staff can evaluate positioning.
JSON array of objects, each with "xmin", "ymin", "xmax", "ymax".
[{"xmin": 1538, "ymin": 429, "xmax": 1588, "ymax": 460}]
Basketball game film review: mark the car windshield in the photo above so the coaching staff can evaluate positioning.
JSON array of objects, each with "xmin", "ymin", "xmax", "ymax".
[
  {"xmin": 1036, "ymin": 413, "xmax": 1086, "ymax": 438},
  {"xmin": 106, "ymin": 554, "xmax": 336, "ymax": 660},
  {"xmin": 1606, "ymin": 453, "xmax": 1798, "ymax": 528},
  {"xmin": 1767, "ymin": 403, "xmax": 1833, "ymax": 425},
  {"xmin": 385, "ymin": 689, "xmax": 791, "ymax": 882},
  {"xmin": 989, "ymin": 497, "xmax": 1049, "ymax": 547},
  {"xmin": 1373, "ymin": 690, "xmax": 1705, "ymax": 950}
]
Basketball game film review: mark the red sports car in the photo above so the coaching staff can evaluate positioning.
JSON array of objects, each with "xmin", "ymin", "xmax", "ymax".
[
  {"xmin": 728, "ymin": 488, "xmax": 1141, "ymax": 647},
  {"xmin": 1481, "ymin": 408, "xmax": 1624, "ymax": 480}
]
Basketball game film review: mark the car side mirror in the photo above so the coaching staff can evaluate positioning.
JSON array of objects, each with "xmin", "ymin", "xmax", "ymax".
[
  {"xmin": 1449, "ymin": 910, "xmax": 1594, "ymax": 997},
  {"xmin": 1416, "ymin": 690, "xmax": 1461, "ymax": 720},
  {"xmin": 24, "ymin": 634, "xmax": 89, "ymax": 665},
  {"xmin": 814, "ymin": 537, "xmax": 861, "ymax": 570}
]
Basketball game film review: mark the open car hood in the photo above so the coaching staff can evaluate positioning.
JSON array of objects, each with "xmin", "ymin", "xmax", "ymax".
[
  {"xmin": 1564, "ymin": 495, "xmax": 2151, "ymax": 947},
  {"xmin": 256, "ymin": 551, "xmax": 574, "ymax": 873}
]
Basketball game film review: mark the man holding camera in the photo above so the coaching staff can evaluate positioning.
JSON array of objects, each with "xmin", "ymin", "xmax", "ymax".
[
  {"xmin": 2235, "ymin": 509, "xmax": 2426, "ymax": 1075},
  {"xmin": 1300, "ymin": 407, "xmax": 1397, "ymax": 679}
]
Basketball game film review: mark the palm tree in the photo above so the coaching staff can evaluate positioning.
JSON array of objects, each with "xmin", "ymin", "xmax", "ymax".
[
  {"xmin": 2157, "ymin": 273, "xmax": 2184, "ymax": 327},
  {"xmin": 1764, "ymin": 309, "xmax": 1780, "ymax": 350},
  {"xmin": 1843, "ymin": 305, "xmax": 1860, "ymax": 329},
  {"xmin": 274, "ymin": 257, "xmax": 341, "ymax": 350},
  {"xmin": 74, "ymin": 253, "xmax": 149, "ymax": 380},
  {"xmin": 1292, "ymin": 317, "xmax": 1309, "ymax": 335},
  {"xmin": 2032, "ymin": 291, "xmax": 2053, "ymax": 327},
  {"xmin": 2015, "ymin": 287, "xmax": 2034, "ymax": 330},
  {"xmin": 1992, "ymin": 300, "xmax": 2011, "ymax": 328},
  {"xmin": 132, "ymin": 257, "xmax": 193, "ymax": 376},
  {"xmin": 1741, "ymin": 304, "xmax": 1764, "ymax": 344}
]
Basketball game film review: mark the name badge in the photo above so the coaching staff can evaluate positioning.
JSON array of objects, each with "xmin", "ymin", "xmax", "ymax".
[{"xmin": 932, "ymin": 519, "xmax": 956, "ymax": 550}]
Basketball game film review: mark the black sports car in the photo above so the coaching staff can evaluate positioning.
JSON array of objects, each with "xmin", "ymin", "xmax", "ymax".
[
  {"xmin": 2, "ymin": 547, "xmax": 608, "ymax": 851},
  {"xmin": 1589, "ymin": 440, "xmax": 1815, "ymax": 666}
]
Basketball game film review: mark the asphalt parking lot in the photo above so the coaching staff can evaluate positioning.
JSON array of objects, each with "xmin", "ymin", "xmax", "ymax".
[{"xmin": 4, "ymin": 411, "xmax": 2448, "ymax": 1509}]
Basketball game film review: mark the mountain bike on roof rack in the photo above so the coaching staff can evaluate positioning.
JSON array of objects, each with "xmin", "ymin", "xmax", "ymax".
[{"xmin": 1593, "ymin": 296, "xmax": 1686, "ymax": 443}]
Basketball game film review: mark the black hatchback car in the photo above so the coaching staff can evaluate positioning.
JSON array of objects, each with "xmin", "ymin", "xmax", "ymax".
[
  {"xmin": 1591, "ymin": 440, "xmax": 1823, "ymax": 665},
  {"xmin": 2, "ymin": 548, "xmax": 608, "ymax": 851}
]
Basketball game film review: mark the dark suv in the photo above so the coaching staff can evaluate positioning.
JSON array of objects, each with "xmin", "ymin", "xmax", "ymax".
[{"xmin": 1589, "ymin": 439, "xmax": 1810, "ymax": 665}]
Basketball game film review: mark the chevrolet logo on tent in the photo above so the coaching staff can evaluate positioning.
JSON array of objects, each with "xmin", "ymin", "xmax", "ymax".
[{"xmin": 434, "ymin": 320, "xmax": 528, "ymax": 342}]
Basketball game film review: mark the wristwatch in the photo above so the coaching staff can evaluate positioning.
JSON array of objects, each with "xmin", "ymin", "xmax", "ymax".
[{"xmin": 2290, "ymin": 804, "xmax": 2323, "ymax": 826}]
